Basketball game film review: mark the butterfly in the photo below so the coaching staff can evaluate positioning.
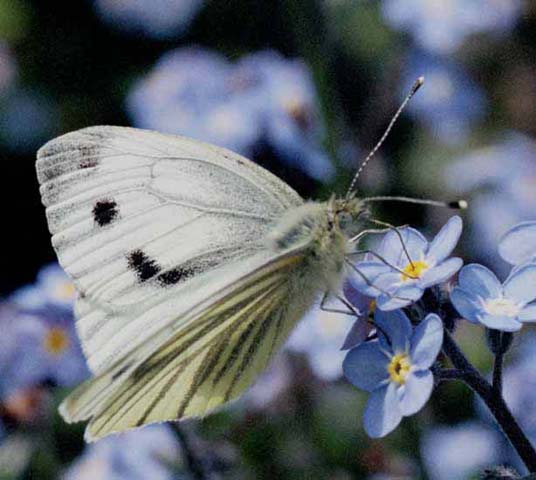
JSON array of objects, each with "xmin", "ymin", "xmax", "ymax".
[
  {"xmin": 36, "ymin": 125, "xmax": 370, "ymax": 441},
  {"xmin": 36, "ymin": 79, "xmax": 428, "ymax": 442}
]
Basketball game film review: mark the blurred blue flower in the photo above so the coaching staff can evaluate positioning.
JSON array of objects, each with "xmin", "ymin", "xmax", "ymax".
[
  {"xmin": 93, "ymin": 0, "xmax": 204, "ymax": 39},
  {"xmin": 1, "ymin": 308, "xmax": 89, "ymax": 396},
  {"xmin": 502, "ymin": 338, "xmax": 536, "ymax": 446},
  {"xmin": 499, "ymin": 221, "xmax": 536, "ymax": 266},
  {"xmin": 451, "ymin": 263, "xmax": 536, "ymax": 331},
  {"xmin": 420, "ymin": 421, "xmax": 501, "ymax": 480},
  {"xmin": 64, "ymin": 425, "xmax": 184, "ymax": 480},
  {"xmin": 286, "ymin": 309, "xmax": 357, "ymax": 380},
  {"xmin": 382, "ymin": 0, "xmax": 522, "ymax": 54},
  {"xmin": 127, "ymin": 47, "xmax": 333, "ymax": 181},
  {"xmin": 402, "ymin": 53, "xmax": 487, "ymax": 145},
  {"xmin": 1, "ymin": 266, "xmax": 88, "ymax": 398},
  {"xmin": 350, "ymin": 216, "xmax": 463, "ymax": 310},
  {"xmin": 12, "ymin": 263, "xmax": 76, "ymax": 311},
  {"xmin": 343, "ymin": 311, "xmax": 443, "ymax": 438},
  {"xmin": 445, "ymin": 133, "xmax": 536, "ymax": 266}
]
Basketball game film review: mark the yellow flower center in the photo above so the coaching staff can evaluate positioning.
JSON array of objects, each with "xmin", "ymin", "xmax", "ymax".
[
  {"xmin": 54, "ymin": 281, "xmax": 76, "ymax": 300},
  {"xmin": 387, "ymin": 353, "xmax": 412, "ymax": 385},
  {"xmin": 401, "ymin": 260, "xmax": 429, "ymax": 281},
  {"xmin": 44, "ymin": 327, "xmax": 69, "ymax": 355}
]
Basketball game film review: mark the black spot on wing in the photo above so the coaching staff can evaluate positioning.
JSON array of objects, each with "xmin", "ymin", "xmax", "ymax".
[
  {"xmin": 93, "ymin": 200, "xmax": 118, "ymax": 226},
  {"xmin": 128, "ymin": 250, "xmax": 161, "ymax": 282},
  {"xmin": 157, "ymin": 266, "xmax": 195, "ymax": 286}
]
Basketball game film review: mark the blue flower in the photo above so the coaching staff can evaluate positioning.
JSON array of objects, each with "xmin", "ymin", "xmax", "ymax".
[
  {"xmin": 0, "ymin": 306, "xmax": 89, "ymax": 398},
  {"xmin": 350, "ymin": 216, "xmax": 463, "ymax": 310},
  {"xmin": 382, "ymin": 0, "xmax": 522, "ymax": 54},
  {"xmin": 286, "ymin": 309, "xmax": 357, "ymax": 380},
  {"xmin": 450, "ymin": 263, "xmax": 536, "ymax": 332},
  {"xmin": 93, "ymin": 0, "xmax": 205, "ymax": 39},
  {"xmin": 401, "ymin": 52, "xmax": 486, "ymax": 145},
  {"xmin": 445, "ymin": 134, "xmax": 536, "ymax": 267},
  {"xmin": 499, "ymin": 221, "xmax": 536, "ymax": 266},
  {"xmin": 127, "ymin": 47, "xmax": 333, "ymax": 181},
  {"xmin": 343, "ymin": 311, "xmax": 443, "ymax": 438},
  {"xmin": 420, "ymin": 422, "xmax": 501, "ymax": 480},
  {"xmin": 64, "ymin": 425, "xmax": 184, "ymax": 480},
  {"xmin": 11, "ymin": 263, "xmax": 76, "ymax": 311}
]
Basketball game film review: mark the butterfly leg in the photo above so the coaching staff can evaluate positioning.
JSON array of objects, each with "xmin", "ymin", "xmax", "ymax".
[
  {"xmin": 346, "ymin": 250, "xmax": 416, "ymax": 280},
  {"xmin": 364, "ymin": 219, "xmax": 415, "ymax": 267},
  {"xmin": 319, "ymin": 292, "xmax": 360, "ymax": 317},
  {"xmin": 344, "ymin": 259, "xmax": 414, "ymax": 303}
]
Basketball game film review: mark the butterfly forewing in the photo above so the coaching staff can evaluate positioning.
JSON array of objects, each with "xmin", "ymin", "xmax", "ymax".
[{"xmin": 36, "ymin": 126, "xmax": 303, "ymax": 374}]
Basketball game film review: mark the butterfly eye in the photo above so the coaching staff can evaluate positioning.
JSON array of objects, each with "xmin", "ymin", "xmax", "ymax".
[{"xmin": 338, "ymin": 212, "xmax": 352, "ymax": 229}]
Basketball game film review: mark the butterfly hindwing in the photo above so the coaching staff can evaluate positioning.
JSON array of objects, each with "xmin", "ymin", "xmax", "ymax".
[
  {"xmin": 59, "ymin": 250, "xmax": 313, "ymax": 441},
  {"xmin": 36, "ymin": 126, "xmax": 304, "ymax": 373}
]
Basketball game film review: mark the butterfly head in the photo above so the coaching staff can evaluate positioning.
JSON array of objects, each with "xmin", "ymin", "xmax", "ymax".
[{"xmin": 328, "ymin": 196, "xmax": 368, "ymax": 238}]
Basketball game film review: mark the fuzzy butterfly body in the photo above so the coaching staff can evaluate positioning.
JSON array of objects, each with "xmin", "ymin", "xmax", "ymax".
[{"xmin": 36, "ymin": 126, "xmax": 365, "ymax": 441}]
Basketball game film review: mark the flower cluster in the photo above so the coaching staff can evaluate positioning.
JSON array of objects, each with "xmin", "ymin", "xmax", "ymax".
[
  {"xmin": 127, "ymin": 48, "xmax": 333, "ymax": 181},
  {"xmin": 342, "ymin": 214, "xmax": 536, "ymax": 444}
]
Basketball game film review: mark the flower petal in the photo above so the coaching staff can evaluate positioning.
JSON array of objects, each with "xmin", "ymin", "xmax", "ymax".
[
  {"xmin": 379, "ymin": 227, "xmax": 428, "ymax": 267},
  {"xmin": 398, "ymin": 370, "xmax": 434, "ymax": 416},
  {"xmin": 419, "ymin": 257, "xmax": 463, "ymax": 288},
  {"xmin": 375, "ymin": 309, "xmax": 412, "ymax": 354},
  {"xmin": 503, "ymin": 263, "xmax": 536, "ymax": 305},
  {"xmin": 348, "ymin": 262, "xmax": 391, "ymax": 297},
  {"xmin": 450, "ymin": 287, "xmax": 482, "ymax": 323},
  {"xmin": 342, "ymin": 281, "xmax": 372, "ymax": 314},
  {"xmin": 518, "ymin": 304, "xmax": 536, "ymax": 322},
  {"xmin": 343, "ymin": 341, "xmax": 390, "ymax": 392},
  {"xmin": 477, "ymin": 313, "xmax": 522, "ymax": 332},
  {"xmin": 364, "ymin": 382, "xmax": 402, "ymax": 438},
  {"xmin": 426, "ymin": 216, "xmax": 463, "ymax": 263},
  {"xmin": 458, "ymin": 264, "xmax": 502, "ymax": 299},
  {"xmin": 341, "ymin": 318, "xmax": 370, "ymax": 350},
  {"xmin": 410, "ymin": 314, "xmax": 444, "ymax": 369},
  {"xmin": 376, "ymin": 284, "xmax": 424, "ymax": 311},
  {"xmin": 499, "ymin": 221, "xmax": 536, "ymax": 265}
]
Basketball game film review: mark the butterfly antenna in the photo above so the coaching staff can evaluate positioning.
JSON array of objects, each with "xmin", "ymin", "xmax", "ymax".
[{"xmin": 345, "ymin": 76, "xmax": 425, "ymax": 200}]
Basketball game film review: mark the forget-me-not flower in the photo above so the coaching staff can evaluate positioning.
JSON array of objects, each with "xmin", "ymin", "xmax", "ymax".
[
  {"xmin": 350, "ymin": 216, "xmax": 463, "ymax": 310},
  {"xmin": 93, "ymin": 0, "xmax": 205, "ymax": 39},
  {"xmin": 63, "ymin": 425, "xmax": 183, "ymax": 480},
  {"xmin": 382, "ymin": 0, "xmax": 522, "ymax": 55},
  {"xmin": 450, "ymin": 263, "xmax": 536, "ymax": 332},
  {"xmin": 127, "ymin": 47, "xmax": 333, "ymax": 180},
  {"xmin": 12, "ymin": 263, "xmax": 76, "ymax": 311},
  {"xmin": 287, "ymin": 309, "xmax": 357, "ymax": 380},
  {"xmin": 343, "ymin": 311, "xmax": 444, "ymax": 438},
  {"xmin": 420, "ymin": 422, "xmax": 502, "ymax": 480},
  {"xmin": 499, "ymin": 221, "xmax": 536, "ymax": 266}
]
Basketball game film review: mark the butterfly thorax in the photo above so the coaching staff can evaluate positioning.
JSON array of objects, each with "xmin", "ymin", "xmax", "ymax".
[{"xmin": 267, "ymin": 197, "xmax": 365, "ymax": 293}]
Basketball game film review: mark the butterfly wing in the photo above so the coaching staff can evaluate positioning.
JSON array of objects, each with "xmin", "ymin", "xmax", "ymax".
[
  {"xmin": 60, "ymin": 247, "xmax": 316, "ymax": 442},
  {"xmin": 36, "ymin": 126, "xmax": 303, "ymax": 373}
]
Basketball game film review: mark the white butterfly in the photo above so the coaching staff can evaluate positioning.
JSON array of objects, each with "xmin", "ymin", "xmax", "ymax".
[{"xmin": 36, "ymin": 126, "xmax": 367, "ymax": 442}]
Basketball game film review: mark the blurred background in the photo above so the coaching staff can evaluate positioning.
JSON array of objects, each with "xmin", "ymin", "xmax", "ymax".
[{"xmin": 1, "ymin": 0, "xmax": 536, "ymax": 478}]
